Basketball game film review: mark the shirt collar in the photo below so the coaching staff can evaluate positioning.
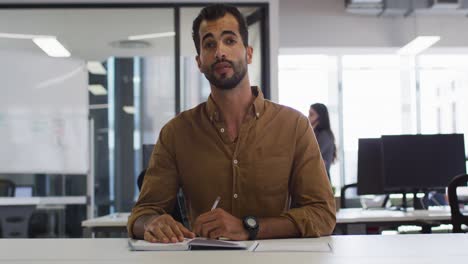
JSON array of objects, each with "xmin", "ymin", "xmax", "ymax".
[{"xmin": 206, "ymin": 86, "xmax": 265, "ymax": 122}]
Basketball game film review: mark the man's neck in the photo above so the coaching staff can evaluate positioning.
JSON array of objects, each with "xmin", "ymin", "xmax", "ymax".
[{"xmin": 210, "ymin": 77, "xmax": 254, "ymax": 140}]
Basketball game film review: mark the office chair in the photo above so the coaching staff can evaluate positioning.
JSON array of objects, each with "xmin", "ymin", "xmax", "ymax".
[
  {"xmin": 448, "ymin": 174, "xmax": 468, "ymax": 233},
  {"xmin": 0, "ymin": 179, "xmax": 35, "ymax": 238},
  {"xmin": 340, "ymin": 183, "xmax": 359, "ymax": 209},
  {"xmin": 0, "ymin": 179, "xmax": 15, "ymax": 197},
  {"xmin": 137, "ymin": 169, "xmax": 189, "ymax": 228},
  {"xmin": 0, "ymin": 179, "xmax": 14, "ymax": 237},
  {"xmin": 338, "ymin": 183, "xmax": 392, "ymax": 235}
]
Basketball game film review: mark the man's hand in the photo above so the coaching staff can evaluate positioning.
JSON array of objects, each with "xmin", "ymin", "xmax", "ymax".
[
  {"xmin": 193, "ymin": 208, "xmax": 249, "ymax": 240},
  {"xmin": 143, "ymin": 214, "xmax": 195, "ymax": 243}
]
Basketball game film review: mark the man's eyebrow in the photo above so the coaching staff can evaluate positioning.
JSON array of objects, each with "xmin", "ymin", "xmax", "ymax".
[
  {"xmin": 201, "ymin": 33, "xmax": 214, "ymax": 43},
  {"xmin": 201, "ymin": 30, "xmax": 238, "ymax": 43},
  {"xmin": 221, "ymin": 30, "xmax": 237, "ymax": 38}
]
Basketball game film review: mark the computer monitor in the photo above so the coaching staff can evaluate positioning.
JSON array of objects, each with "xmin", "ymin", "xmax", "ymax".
[
  {"xmin": 357, "ymin": 138, "xmax": 385, "ymax": 195},
  {"xmin": 381, "ymin": 134, "xmax": 466, "ymax": 192},
  {"xmin": 14, "ymin": 185, "xmax": 34, "ymax": 197}
]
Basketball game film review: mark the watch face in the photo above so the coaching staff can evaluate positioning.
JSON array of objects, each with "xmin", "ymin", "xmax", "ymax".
[{"xmin": 246, "ymin": 217, "xmax": 257, "ymax": 228}]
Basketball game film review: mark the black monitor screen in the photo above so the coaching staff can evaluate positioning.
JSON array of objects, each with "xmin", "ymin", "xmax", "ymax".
[
  {"xmin": 357, "ymin": 138, "xmax": 385, "ymax": 195},
  {"xmin": 381, "ymin": 134, "xmax": 466, "ymax": 192}
]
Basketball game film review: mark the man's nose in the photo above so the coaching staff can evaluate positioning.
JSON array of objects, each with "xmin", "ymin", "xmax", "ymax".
[{"xmin": 215, "ymin": 43, "xmax": 227, "ymax": 60}]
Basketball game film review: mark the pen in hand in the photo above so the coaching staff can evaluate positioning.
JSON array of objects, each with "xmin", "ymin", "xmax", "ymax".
[
  {"xmin": 210, "ymin": 196, "xmax": 229, "ymax": 240},
  {"xmin": 211, "ymin": 196, "xmax": 221, "ymax": 211}
]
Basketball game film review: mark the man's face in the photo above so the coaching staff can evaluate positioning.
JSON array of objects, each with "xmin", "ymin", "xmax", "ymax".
[{"xmin": 196, "ymin": 14, "xmax": 253, "ymax": 90}]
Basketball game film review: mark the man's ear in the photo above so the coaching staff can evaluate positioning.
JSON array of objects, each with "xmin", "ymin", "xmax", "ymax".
[
  {"xmin": 196, "ymin": 55, "xmax": 202, "ymax": 71},
  {"xmin": 246, "ymin": 46, "xmax": 253, "ymax": 64}
]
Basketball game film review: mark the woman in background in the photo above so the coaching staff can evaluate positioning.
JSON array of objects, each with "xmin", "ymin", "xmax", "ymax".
[{"xmin": 308, "ymin": 103, "xmax": 337, "ymax": 180}]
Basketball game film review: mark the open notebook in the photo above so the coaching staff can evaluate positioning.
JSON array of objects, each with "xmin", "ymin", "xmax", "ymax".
[{"xmin": 128, "ymin": 238, "xmax": 259, "ymax": 251}]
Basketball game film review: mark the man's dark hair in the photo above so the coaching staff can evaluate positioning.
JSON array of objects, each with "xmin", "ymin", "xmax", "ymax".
[{"xmin": 192, "ymin": 4, "xmax": 249, "ymax": 55}]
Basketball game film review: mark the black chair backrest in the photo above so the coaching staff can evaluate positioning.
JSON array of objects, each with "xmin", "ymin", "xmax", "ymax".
[
  {"xmin": 137, "ymin": 168, "xmax": 187, "ymax": 225},
  {"xmin": 137, "ymin": 169, "xmax": 146, "ymax": 192},
  {"xmin": 142, "ymin": 144, "xmax": 155, "ymax": 168},
  {"xmin": 448, "ymin": 174, "xmax": 468, "ymax": 233},
  {"xmin": 340, "ymin": 183, "xmax": 358, "ymax": 209},
  {"xmin": 0, "ymin": 179, "xmax": 15, "ymax": 197},
  {"xmin": 138, "ymin": 159, "xmax": 188, "ymax": 227}
]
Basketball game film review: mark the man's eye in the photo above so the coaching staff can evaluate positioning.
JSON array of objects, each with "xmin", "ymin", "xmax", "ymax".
[
  {"xmin": 204, "ymin": 42, "xmax": 215, "ymax": 48},
  {"xmin": 225, "ymin": 38, "xmax": 236, "ymax": 45}
]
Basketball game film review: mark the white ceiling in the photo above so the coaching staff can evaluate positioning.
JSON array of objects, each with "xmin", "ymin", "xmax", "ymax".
[{"xmin": 0, "ymin": 7, "xmax": 257, "ymax": 61}]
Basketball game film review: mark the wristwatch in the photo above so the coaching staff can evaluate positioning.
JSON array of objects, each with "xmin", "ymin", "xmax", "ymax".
[{"xmin": 242, "ymin": 216, "xmax": 259, "ymax": 240}]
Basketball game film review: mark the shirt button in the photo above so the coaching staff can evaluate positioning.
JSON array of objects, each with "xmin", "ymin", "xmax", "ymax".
[
  {"xmin": 220, "ymin": 128, "xmax": 225, "ymax": 133},
  {"xmin": 256, "ymin": 112, "xmax": 260, "ymax": 117},
  {"xmin": 233, "ymin": 193, "xmax": 238, "ymax": 199},
  {"xmin": 233, "ymin": 159, "xmax": 238, "ymax": 165}
]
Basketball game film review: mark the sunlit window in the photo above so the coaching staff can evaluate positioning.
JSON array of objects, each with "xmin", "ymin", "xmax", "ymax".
[
  {"xmin": 279, "ymin": 54, "xmax": 341, "ymax": 188},
  {"xmin": 279, "ymin": 52, "xmax": 468, "ymax": 189},
  {"xmin": 419, "ymin": 55, "xmax": 468, "ymax": 163},
  {"xmin": 342, "ymin": 55, "xmax": 405, "ymax": 184}
]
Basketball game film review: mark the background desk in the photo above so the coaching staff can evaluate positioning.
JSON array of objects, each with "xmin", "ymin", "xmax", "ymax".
[
  {"xmin": 0, "ymin": 234, "xmax": 467, "ymax": 263},
  {"xmin": 337, "ymin": 208, "xmax": 454, "ymax": 223},
  {"xmin": 0, "ymin": 196, "xmax": 87, "ymax": 238},
  {"xmin": 336, "ymin": 207, "xmax": 461, "ymax": 234},
  {"xmin": 0, "ymin": 196, "xmax": 87, "ymax": 207},
  {"xmin": 82, "ymin": 212, "xmax": 130, "ymax": 237}
]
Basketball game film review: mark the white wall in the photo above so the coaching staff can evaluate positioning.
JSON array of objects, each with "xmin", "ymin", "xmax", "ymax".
[{"xmin": 279, "ymin": 0, "xmax": 468, "ymax": 48}]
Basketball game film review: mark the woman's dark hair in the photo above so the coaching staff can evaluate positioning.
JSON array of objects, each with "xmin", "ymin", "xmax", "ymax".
[
  {"xmin": 192, "ymin": 4, "xmax": 249, "ymax": 55},
  {"xmin": 311, "ymin": 103, "xmax": 337, "ymax": 162}
]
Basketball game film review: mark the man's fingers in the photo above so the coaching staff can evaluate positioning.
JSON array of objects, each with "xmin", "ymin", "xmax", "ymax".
[
  {"xmin": 160, "ymin": 224, "xmax": 178, "ymax": 243},
  {"xmin": 153, "ymin": 227, "xmax": 170, "ymax": 243},
  {"xmin": 169, "ymin": 222, "xmax": 185, "ymax": 242},
  {"xmin": 177, "ymin": 222, "xmax": 195, "ymax": 238},
  {"xmin": 208, "ymin": 228, "xmax": 223, "ymax": 239},
  {"xmin": 194, "ymin": 215, "xmax": 218, "ymax": 235},
  {"xmin": 200, "ymin": 220, "xmax": 219, "ymax": 238},
  {"xmin": 197, "ymin": 209, "xmax": 220, "ymax": 222},
  {"xmin": 192, "ymin": 218, "xmax": 203, "ymax": 236},
  {"xmin": 143, "ymin": 229, "xmax": 159, "ymax": 243}
]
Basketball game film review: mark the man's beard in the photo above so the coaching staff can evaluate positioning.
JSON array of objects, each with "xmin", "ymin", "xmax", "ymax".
[{"xmin": 203, "ymin": 58, "xmax": 247, "ymax": 90}]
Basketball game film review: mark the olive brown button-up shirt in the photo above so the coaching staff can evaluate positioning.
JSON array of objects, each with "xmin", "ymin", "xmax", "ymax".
[{"xmin": 128, "ymin": 87, "xmax": 336, "ymax": 238}]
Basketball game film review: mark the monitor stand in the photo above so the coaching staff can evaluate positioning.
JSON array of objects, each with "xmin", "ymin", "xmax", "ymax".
[
  {"xmin": 392, "ymin": 191, "xmax": 413, "ymax": 212},
  {"xmin": 387, "ymin": 190, "xmax": 426, "ymax": 212},
  {"xmin": 388, "ymin": 192, "xmax": 409, "ymax": 212},
  {"xmin": 382, "ymin": 194, "xmax": 390, "ymax": 208},
  {"xmin": 401, "ymin": 192, "xmax": 408, "ymax": 212},
  {"xmin": 413, "ymin": 191, "xmax": 425, "ymax": 210},
  {"xmin": 395, "ymin": 191, "xmax": 425, "ymax": 211}
]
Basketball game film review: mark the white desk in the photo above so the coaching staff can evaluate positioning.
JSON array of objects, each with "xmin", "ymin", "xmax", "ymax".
[{"xmin": 0, "ymin": 234, "xmax": 467, "ymax": 263}]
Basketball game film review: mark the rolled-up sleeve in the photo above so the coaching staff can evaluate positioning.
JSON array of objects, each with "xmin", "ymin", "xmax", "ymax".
[
  {"xmin": 127, "ymin": 123, "xmax": 180, "ymax": 238},
  {"xmin": 281, "ymin": 116, "xmax": 336, "ymax": 237}
]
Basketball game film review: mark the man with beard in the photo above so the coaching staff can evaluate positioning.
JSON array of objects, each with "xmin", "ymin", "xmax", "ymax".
[{"xmin": 128, "ymin": 4, "xmax": 336, "ymax": 243}]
